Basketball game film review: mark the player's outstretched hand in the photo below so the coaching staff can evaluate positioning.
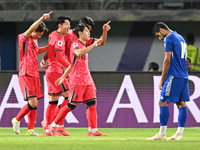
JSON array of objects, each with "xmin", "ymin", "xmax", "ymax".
[
  {"xmin": 42, "ymin": 11, "xmax": 52, "ymax": 20},
  {"xmin": 40, "ymin": 59, "xmax": 46, "ymax": 69},
  {"xmin": 93, "ymin": 39, "xmax": 103, "ymax": 47},
  {"xmin": 102, "ymin": 21, "xmax": 111, "ymax": 32},
  {"xmin": 55, "ymin": 76, "xmax": 65, "ymax": 86}
]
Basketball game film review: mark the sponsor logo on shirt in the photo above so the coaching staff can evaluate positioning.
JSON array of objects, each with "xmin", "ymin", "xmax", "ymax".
[
  {"xmin": 58, "ymin": 41, "xmax": 62, "ymax": 46},
  {"xmin": 73, "ymin": 43, "xmax": 78, "ymax": 48}
]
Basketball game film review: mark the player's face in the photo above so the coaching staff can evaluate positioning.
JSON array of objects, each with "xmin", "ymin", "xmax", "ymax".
[
  {"xmin": 82, "ymin": 27, "xmax": 90, "ymax": 41},
  {"xmin": 155, "ymin": 32, "xmax": 166, "ymax": 41},
  {"xmin": 33, "ymin": 31, "xmax": 44, "ymax": 39},
  {"xmin": 61, "ymin": 19, "xmax": 71, "ymax": 35}
]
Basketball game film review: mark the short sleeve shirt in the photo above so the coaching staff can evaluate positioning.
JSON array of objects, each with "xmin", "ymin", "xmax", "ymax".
[
  {"xmin": 69, "ymin": 40, "xmax": 94, "ymax": 86},
  {"xmin": 46, "ymin": 31, "xmax": 66, "ymax": 74},
  {"xmin": 18, "ymin": 33, "xmax": 39, "ymax": 77},
  {"xmin": 164, "ymin": 31, "xmax": 188, "ymax": 79}
]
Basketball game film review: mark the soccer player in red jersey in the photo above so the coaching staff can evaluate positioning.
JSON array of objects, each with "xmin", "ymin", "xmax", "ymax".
[
  {"xmin": 41, "ymin": 16, "xmax": 71, "ymax": 136},
  {"xmin": 40, "ymin": 17, "xmax": 111, "ymax": 134},
  {"xmin": 48, "ymin": 23, "xmax": 110, "ymax": 136},
  {"xmin": 11, "ymin": 11, "xmax": 52, "ymax": 136},
  {"xmin": 56, "ymin": 17, "xmax": 111, "ymax": 134}
]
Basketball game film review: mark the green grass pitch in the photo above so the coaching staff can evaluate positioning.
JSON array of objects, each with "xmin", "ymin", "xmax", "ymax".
[{"xmin": 0, "ymin": 127, "xmax": 200, "ymax": 150}]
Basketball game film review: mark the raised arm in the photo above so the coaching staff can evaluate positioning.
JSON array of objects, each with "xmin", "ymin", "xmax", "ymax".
[
  {"xmin": 98, "ymin": 21, "xmax": 111, "ymax": 46},
  {"xmin": 24, "ymin": 11, "xmax": 52, "ymax": 38},
  {"xmin": 75, "ymin": 39, "xmax": 102, "ymax": 57}
]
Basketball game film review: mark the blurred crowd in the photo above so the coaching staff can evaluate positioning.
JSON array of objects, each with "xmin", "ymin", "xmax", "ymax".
[{"xmin": 0, "ymin": 0, "xmax": 200, "ymax": 10}]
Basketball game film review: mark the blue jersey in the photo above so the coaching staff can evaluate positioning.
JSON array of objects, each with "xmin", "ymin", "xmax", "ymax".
[{"xmin": 164, "ymin": 31, "xmax": 188, "ymax": 79}]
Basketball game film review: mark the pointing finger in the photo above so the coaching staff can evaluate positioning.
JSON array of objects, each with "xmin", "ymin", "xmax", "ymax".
[
  {"xmin": 48, "ymin": 11, "xmax": 53, "ymax": 15},
  {"xmin": 106, "ymin": 21, "xmax": 111, "ymax": 25}
]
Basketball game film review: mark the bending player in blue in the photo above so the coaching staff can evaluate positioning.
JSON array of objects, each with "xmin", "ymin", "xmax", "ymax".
[{"xmin": 146, "ymin": 22, "xmax": 190, "ymax": 140}]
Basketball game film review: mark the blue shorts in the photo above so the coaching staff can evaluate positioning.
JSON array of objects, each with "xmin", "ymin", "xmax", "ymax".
[{"xmin": 160, "ymin": 76, "xmax": 190, "ymax": 103}]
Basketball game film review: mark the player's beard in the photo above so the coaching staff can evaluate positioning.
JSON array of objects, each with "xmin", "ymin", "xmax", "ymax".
[{"xmin": 160, "ymin": 32, "xmax": 166, "ymax": 41}]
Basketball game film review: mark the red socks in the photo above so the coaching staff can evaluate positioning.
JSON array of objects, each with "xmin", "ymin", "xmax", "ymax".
[
  {"xmin": 86, "ymin": 108, "xmax": 90, "ymax": 127},
  {"xmin": 54, "ymin": 100, "xmax": 68, "ymax": 125},
  {"xmin": 16, "ymin": 104, "xmax": 31, "ymax": 121},
  {"xmin": 54, "ymin": 100, "xmax": 68, "ymax": 118},
  {"xmin": 87, "ymin": 106, "xmax": 97, "ymax": 129},
  {"xmin": 54, "ymin": 105, "xmax": 71, "ymax": 125},
  {"xmin": 27, "ymin": 110, "xmax": 37, "ymax": 130},
  {"xmin": 46, "ymin": 102, "xmax": 58, "ymax": 126},
  {"xmin": 16, "ymin": 103, "xmax": 37, "ymax": 130}
]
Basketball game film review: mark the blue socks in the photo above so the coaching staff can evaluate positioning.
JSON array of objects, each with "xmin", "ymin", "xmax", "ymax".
[
  {"xmin": 160, "ymin": 106, "xmax": 169, "ymax": 126},
  {"xmin": 178, "ymin": 107, "xmax": 188, "ymax": 127}
]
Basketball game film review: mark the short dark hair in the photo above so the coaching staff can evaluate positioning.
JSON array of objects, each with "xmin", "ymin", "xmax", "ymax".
[
  {"xmin": 152, "ymin": 22, "xmax": 170, "ymax": 36},
  {"xmin": 56, "ymin": 15, "xmax": 71, "ymax": 27},
  {"xmin": 79, "ymin": 16, "xmax": 95, "ymax": 29},
  {"xmin": 186, "ymin": 33, "xmax": 195, "ymax": 43},
  {"xmin": 74, "ymin": 23, "xmax": 89, "ymax": 38},
  {"xmin": 148, "ymin": 62, "xmax": 159, "ymax": 71},
  {"xmin": 186, "ymin": 57, "xmax": 191, "ymax": 63},
  {"xmin": 35, "ymin": 22, "xmax": 48, "ymax": 34}
]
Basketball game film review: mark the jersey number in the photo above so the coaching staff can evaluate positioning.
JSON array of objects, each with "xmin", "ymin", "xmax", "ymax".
[{"xmin": 181, "ymin": 42, "xmax": 187, "ymax": 59}]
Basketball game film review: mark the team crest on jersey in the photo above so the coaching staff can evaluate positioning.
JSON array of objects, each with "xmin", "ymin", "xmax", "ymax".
[
  {"xmin": 73, "ymin": 43, "xmax": 78, "ymax": 48},
  {"xmin": 58, "ymin": 41, "xmax": 62, "ymax": 46}
]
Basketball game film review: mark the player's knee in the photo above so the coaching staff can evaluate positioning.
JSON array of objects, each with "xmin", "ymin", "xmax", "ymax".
[
  {"xmin": 67, "ymin": 103, "xmax": 76, "ymax": 110},
  {"xmin": 86, "ymin": 99, "xmax": 96, "ymax": 107},
  {"xmin": 159, "ymin": 101, "xmax": 168, "ymax": 107},
  {"xmin": 176, "ymin": 101, "xmax": 186, "ymax": 108},
  {"xmin": 27, "ymin": 103, "xmax": 37, "ymax": 110}
]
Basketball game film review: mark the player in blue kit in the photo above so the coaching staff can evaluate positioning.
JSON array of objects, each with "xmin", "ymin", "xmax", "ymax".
[{"xmin": 146, "ymin": 22, "xmax": 190, "ymax": 140}]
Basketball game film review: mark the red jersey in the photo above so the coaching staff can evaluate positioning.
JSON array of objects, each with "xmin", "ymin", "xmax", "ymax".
[
  {"xmin": 64, "ymin": 29, "xmax": 95, "ymax": 63},
  {"xmin": 70, "ymin": 40, "xmax": 94, "ymax": 86},
  {"xmin": 46, "ymin": 31, "xmax": 66, "ymax": 74},
  {"xmin": 18, "ymin": 33, "xmax": 39, "ymax": 77}
]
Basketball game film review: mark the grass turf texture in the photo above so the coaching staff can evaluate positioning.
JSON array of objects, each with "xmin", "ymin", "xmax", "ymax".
[{"xmin": 0, "ymin": 127, "xmax": 199, "ymax": 150}]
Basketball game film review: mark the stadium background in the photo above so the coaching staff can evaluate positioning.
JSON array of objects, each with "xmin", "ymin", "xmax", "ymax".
[{"xmin": 0, "ymin": 0, "xmax": 200, "ymax": 128}]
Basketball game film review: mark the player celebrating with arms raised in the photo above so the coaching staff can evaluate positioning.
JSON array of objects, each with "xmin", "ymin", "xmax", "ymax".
[
  {"xmin": 146, "ymin": 22, "xmax": 190, "ymax": 140},
  {"xmin": 12, "ymin": 11, "xmax": 52, "ymax": 136},
  {"xmin": 40, "ymin": 17, "xmax": 111, "ymax": 135},
  {"xmin": 48, "ymin": 23, "xmax": 109, "ymax": 136}
]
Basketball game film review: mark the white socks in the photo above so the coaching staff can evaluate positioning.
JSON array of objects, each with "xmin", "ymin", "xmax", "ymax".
[
  {"xmin": 88, "ymin": 127, "xmax": 91, "ymax": 132},
  {"xmin": 90, "ymin": 128, "xmax": 97, "ymax": 133},
  {"xmin": 176, "ymin": 127, "xmax": 184, "ymax": 134},
  {"xmin": 51, "ymin": 121, "xmax": 58, "ymax": 127},
  {"xmin": 159, "ymin": 126, "xmax": 167, "ymax": 135},
  {"xmin": 158, "ymin": 126, "xmax": 184, "ymax": 135}
]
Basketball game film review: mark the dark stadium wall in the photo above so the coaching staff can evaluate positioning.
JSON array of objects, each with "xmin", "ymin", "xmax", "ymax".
[
  {"xmin": 117, "ymin": 22, "xmax": 155, "ymax": 71},
  {"xmin": 1, "ymin": 21, "xmax": 200, "ymax": 71},
  {"xmin": 0, "ymin": 22, "xmax": 16, "ymax": 70}
]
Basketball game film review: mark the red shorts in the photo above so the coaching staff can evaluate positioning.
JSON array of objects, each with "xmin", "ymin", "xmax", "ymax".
[
  {"xmin": 69, "ymin": 84, "xmax": 96, "ymax": 103},
  {"xmin": 45, "ymin": 72, "xmax": 69, "ymax": 96},
  {"xmin": 19, "ymin": 75, "xmax": 43, "ymax": 101}
]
